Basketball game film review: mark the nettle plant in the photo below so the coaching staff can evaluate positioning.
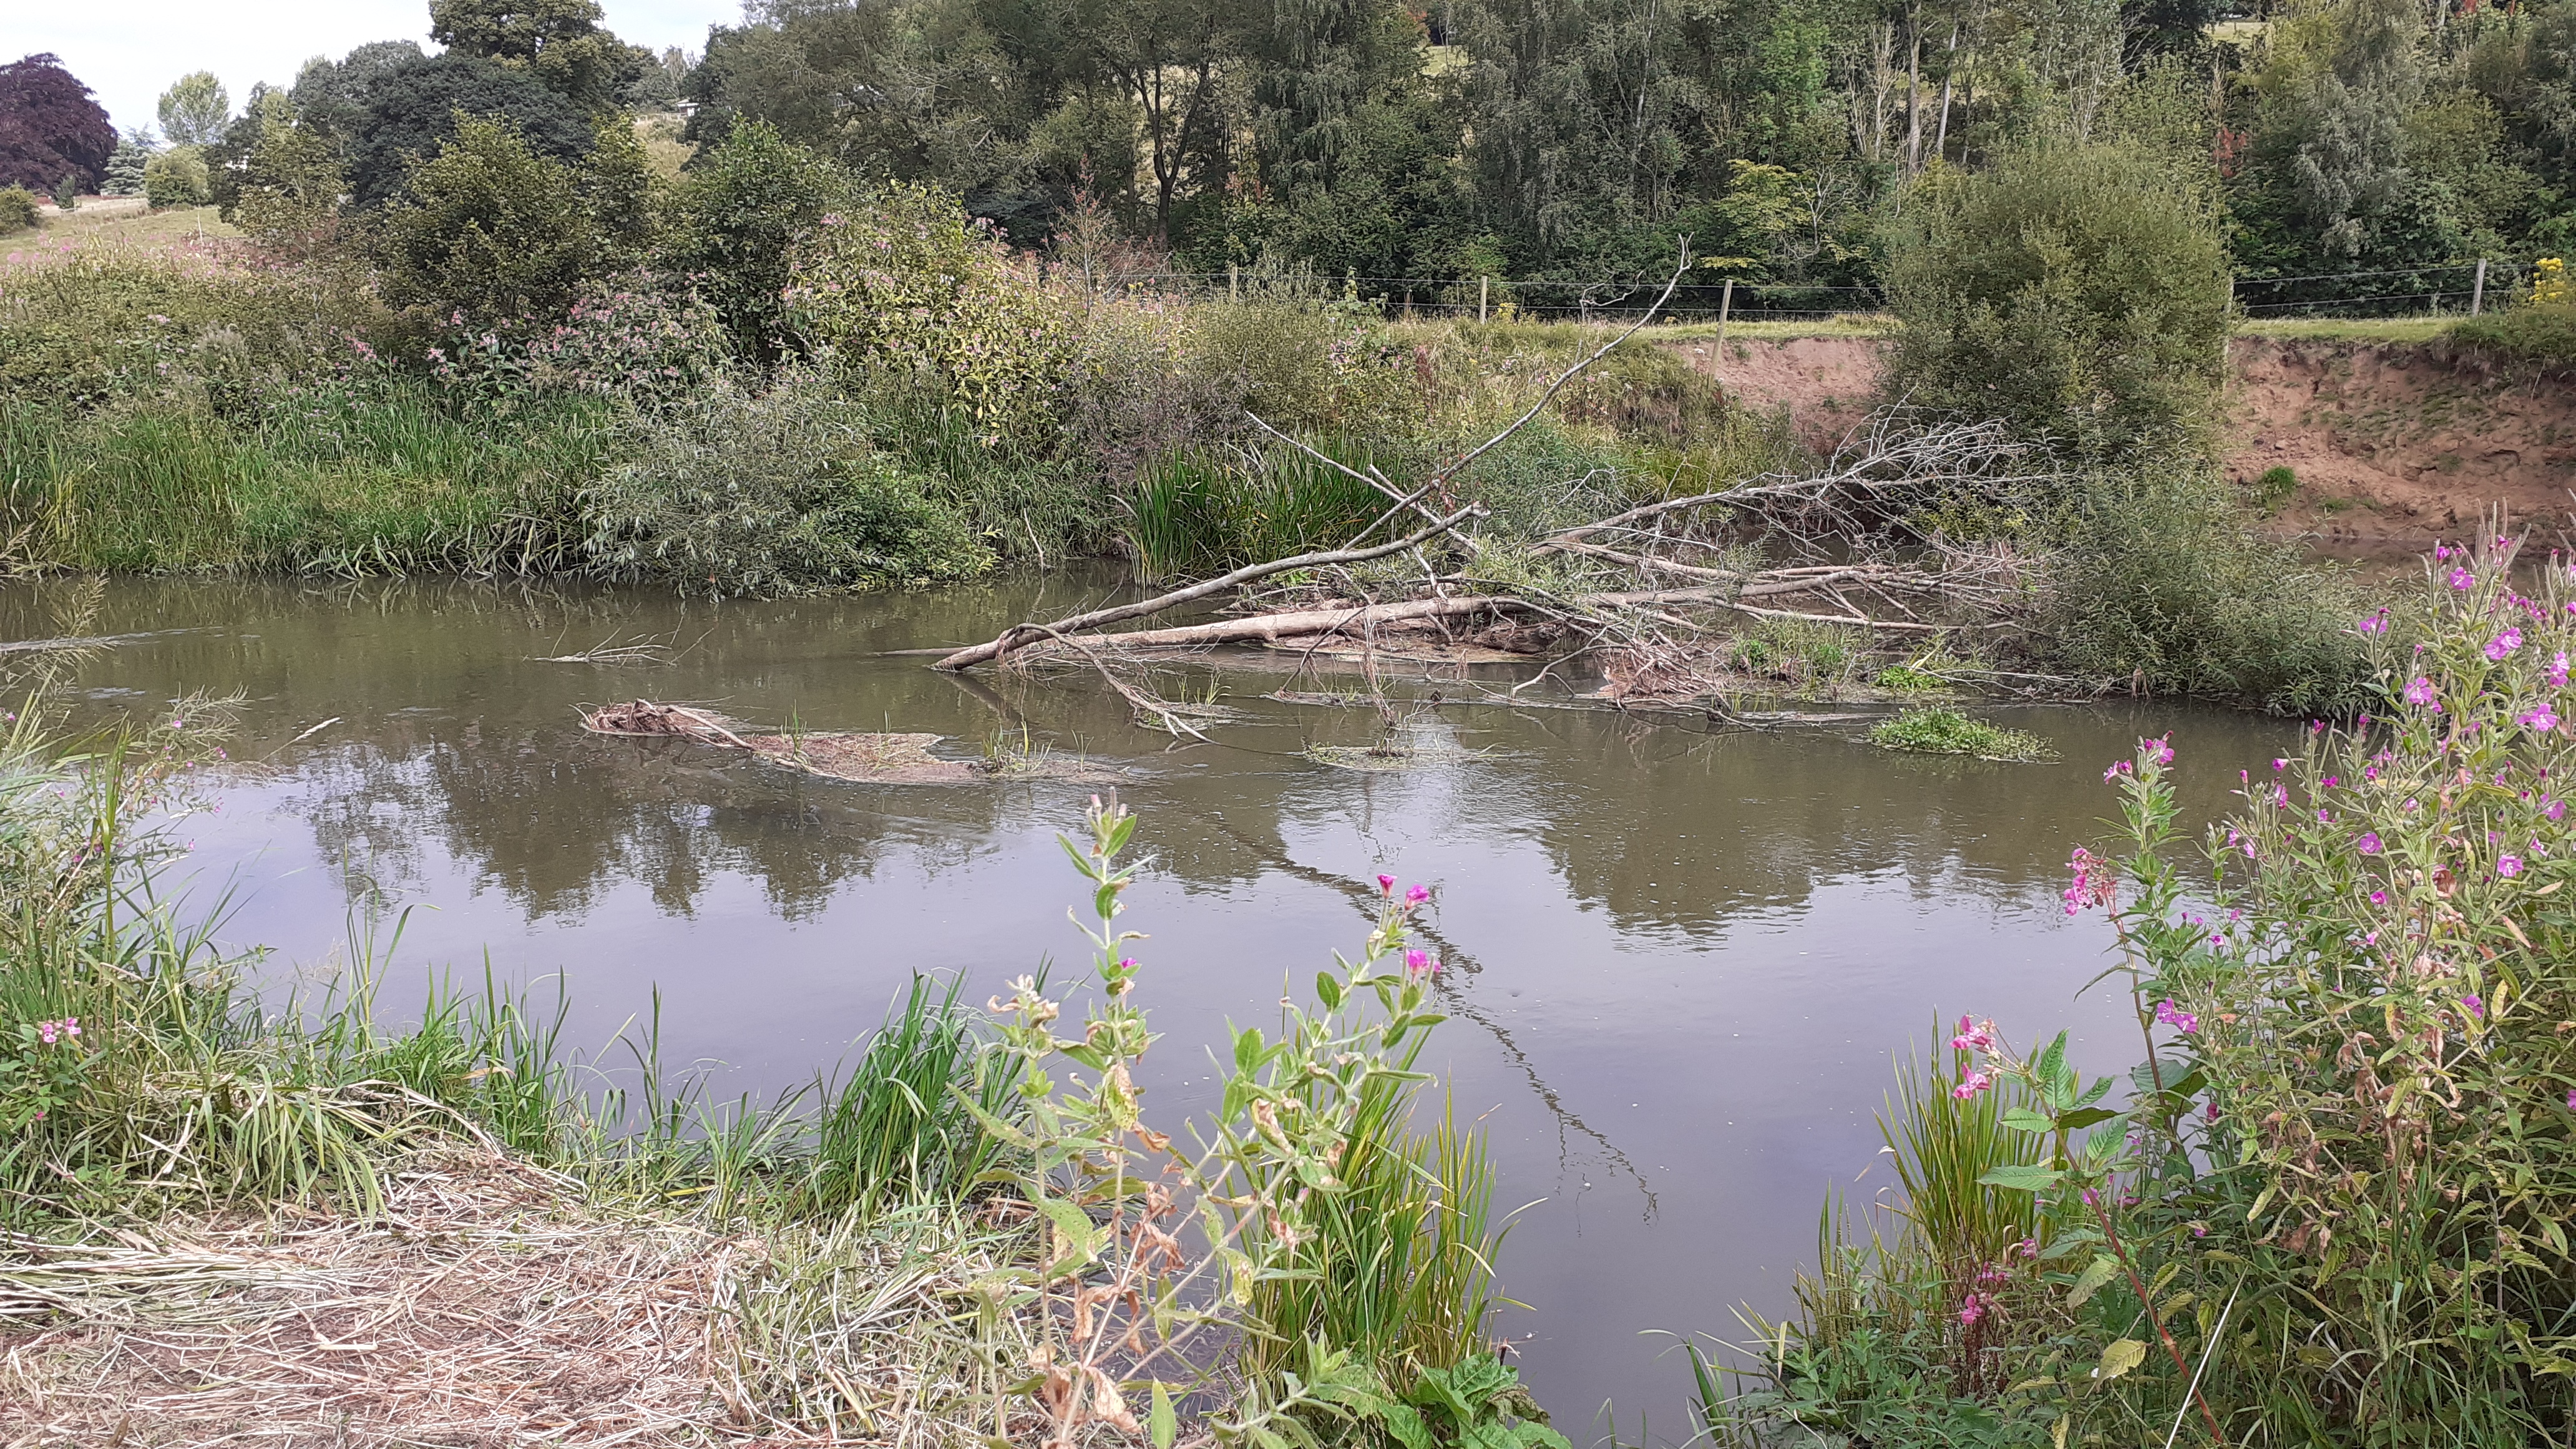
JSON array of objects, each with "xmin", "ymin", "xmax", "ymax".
[
  {"xmin": 1950, "ymin": 531, "xmax": 2576, "ymax": 1438},
  {"xmin": 972, "ymin": 794, "xmax": 1559, "ymax": 1449}
]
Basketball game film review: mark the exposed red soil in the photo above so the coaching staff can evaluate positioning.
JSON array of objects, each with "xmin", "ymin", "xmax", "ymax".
[{"xmin": 1666, "ymin": 335, "xmax": 2576, "ymax": 552}]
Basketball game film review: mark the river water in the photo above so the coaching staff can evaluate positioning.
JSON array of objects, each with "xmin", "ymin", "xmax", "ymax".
[{"xmin": 5, "ymin": 575, "xmax": 2295, "ymax": 1443}]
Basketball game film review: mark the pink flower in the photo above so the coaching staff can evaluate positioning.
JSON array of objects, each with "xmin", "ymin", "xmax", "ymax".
[
  {"xmin": 2273, "ymin": 758, "xmax": 2289, "ymax": 771},
  {"xmin": 1952, "ymin": 1070, "xmax": 1994, "ymax": 1100},
  {"xmin": 1405, "ymin": 884, "xmax": 1430, "ymax": 905},
  {"xmin": 2487, "ymin": 628, "xmax": 2527, "ymax": 661},
  {"xmin": 1950, "ymin": 1015, "xmax": 1998, "ymax": 1053},
  {"xmin": 2139, "ymin": 734, "xmax": 2175, "ymax": 766},
  {"xmin": 2500, "ymin": 855, "xmax": 2526, "ymax": 878},
  {"xmin": 2553, "ymin": 653, "xmax": 2572, "ymax": 688},
  {"xmin": 2404, "ymin": 677, "xmax": 2439, "ymax": 707},
  {"xmin": 1403, "ymin": 948, "xmax": 1439, "ymax": 978},
  {"xmin": 2461, "ymin": 994, "xmax": 2484, "ymax": 1019},
  {"xmin": 1958, "ymin": 1294, "xmax": 1988, "ymax": 1327},
  {"xmin": 2369, "ymin": 889, "xmax": 2388, "ymax": 905},
  {"xmin": 1376, "ymin": 874, "xmax": 1395, "ymax": 895},
  {"xmin": 2154, "ymin": 999, "xmax": 2198, "ymax": 1035},
  {"xmin": 2063, "ymin": 848, "xmax": 2116, "ymax": 915},
  {"xmin": 2451, "ymin": 567, "xmax": 2476, "ymax": 590},
  {"xmin": 2523, "ymin": 706, "xmax": 2560, "ymax": 732},
  {"xmin": 2358, "ymin": 832, "xmax": 2382, "ymax": 855},
  {"xmin": 2358, "ymin": 611, "xmax": 2388, "ymax": 634},
  {"xmin": 2103, "ymin": 761, "xmax": 2133, "ymax": 783}
]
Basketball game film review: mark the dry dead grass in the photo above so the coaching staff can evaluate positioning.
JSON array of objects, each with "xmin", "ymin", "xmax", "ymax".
[{"xmin": 0, "ymin": 1148, "xmax": 1039, "ymax": 1448}]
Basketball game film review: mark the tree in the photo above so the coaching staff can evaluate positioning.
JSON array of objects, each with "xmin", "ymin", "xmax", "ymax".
[
  {"xmin": 1883, "ymin": 142, "xmax": 2233, "ymax": 464},
  {"xmin": 663, "ymin": 119, "xmax": 852, "ymax": 357},
  {"xmin": 157, "ymin": 71, "xmax": 231, "ymax": 147},
  {"xmin": 0, "ymin": 54, "xmax": 115, "ymax": 193},
  {"xmin": 102, "ymin": 129, "xmax": 152, "ymax": 195},
  {"xmin": 345, "ymin": 54, "xmax": 593, "ymax": 206},
  {"xmin": 373, "ymin": 115, "xmax": 605, "ymax": 320},
  {"xmin": 144, "ymin": 147, "xmax": 210, "ymax": 207},
  {"xmin": 288, "ymin": 41, "xmax": 427, "ymax": 137},
  {"xmin": 230, "ymin": 115, "xmax": 347, "ymax": 258},
  {"xmin": 429, "ymin": 0, "xmax": 639, "ymax": 109}
]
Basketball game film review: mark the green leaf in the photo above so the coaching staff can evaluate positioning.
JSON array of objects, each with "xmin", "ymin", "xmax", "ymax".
[
  {"xmin": 2001, "ymin": 1108, "xmax": 2057, "ymax": 1134},
  {"xmin": 2056, "ymin": 1106, "xmax": 2119, "ymax": 1130},
  {"xmin": 2095, "ymin": 1338, "xmax": 2149, "ymax": 1380},
  {"xmin": 1978, "ymin": 1164, "xmax": 2066, "ymax": 1192},
  {"xmin": 1235, "ymin": 1027, "xmax": 1265, "ymax": 1074},
  {"xmin": 1151, "ymin": 1380, "xmax": 1176, "ymax": 1449},
  {"xmin": 1035, "ymin": 1196, "xmax": 1098, "ymax": 1263},
  {"xmin": 1315, "ymin": 972, "xmax": 1342, "ymax": 1011},
  {"xmin": 2067, "ymin": 1253, "xmax": 2122, "ymax": 1308}
]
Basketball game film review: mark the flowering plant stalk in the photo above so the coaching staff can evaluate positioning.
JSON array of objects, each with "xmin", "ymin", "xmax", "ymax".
[{"xmin": 970, "ymin": 794, "xmax": 1473, "ymax": 1448}]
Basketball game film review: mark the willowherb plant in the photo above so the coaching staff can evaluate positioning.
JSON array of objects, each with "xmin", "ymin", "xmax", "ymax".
[{"xmin": 969, "ymin": 795, "xmax": 1547, "ymax": 1448}]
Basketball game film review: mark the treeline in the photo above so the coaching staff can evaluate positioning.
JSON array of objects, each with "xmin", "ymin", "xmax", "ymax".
[{"xmin": 680, "ymin": 0, "xmax": 2576, "ymax": 296}]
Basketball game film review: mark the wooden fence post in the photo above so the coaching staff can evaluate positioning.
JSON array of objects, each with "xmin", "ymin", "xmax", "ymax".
[
  {"xmin": 2471, "ymin": 258, "xmax": 2488, "ymax": 316},
  {"xmin": 1479, "ymin": 275, "xmax": 1489, "ymax": 323},
  {"xmin": 1715, "ymin": 277, "xmax": 1734, "ymax": 350}
]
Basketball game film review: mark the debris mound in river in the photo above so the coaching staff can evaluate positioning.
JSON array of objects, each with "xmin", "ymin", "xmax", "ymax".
[
  {"xmin": 583, "ymin": 700, "xmax": 970, "ymax": 783},
  {"xmin": 581, "ymin": 700, "xmax": 1099, "ymax": 784}
]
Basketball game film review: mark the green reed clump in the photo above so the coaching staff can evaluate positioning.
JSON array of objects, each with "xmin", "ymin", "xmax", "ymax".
[
  {"xmin": 1124, "ymin": 437, "xmax": 1390, "ymax": 579},
  {"xmin": 801, "ymin": 971, "xmax": 1025, "ymax": 1214},
  {"xmin": 1243, "ymin": 1090, "xmax": 1503, "ymax": 1389}
]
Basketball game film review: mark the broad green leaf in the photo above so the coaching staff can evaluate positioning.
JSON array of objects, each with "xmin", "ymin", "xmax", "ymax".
[
  {"xmin": 1151, "ymin": 1380, "xmax": 1176, "ymax": 1449},
  {"xmin": 2001, "ymin": 1107, "xmax": 2056, "ymax": 1134},
  {"xmin": 1978, "ymin": 1164, "xmax": 2065, "ymax": 1192},
  {"xmin": 2056, "ymin": 1106, "xmax": 2119, "ymax": 1131},
  {"xmin": 1035, "ymin": 1196, "xmax": 1098, "ymax": 1263},
  {"xmin": 2095, "ymin": 1338, "xmax": 2149, "ymax": 1380},
  {"xmin": 1235, "ymin": 1027, "xmax": 1265, "ymax": 1073},
  {"xmin": 1315, "ymin": 972, "xmax": 1342, "ymax": 1010},
  {"xmin": 2067, "ymin": 1253, "xmax": 2121, "ymax": 1308}
]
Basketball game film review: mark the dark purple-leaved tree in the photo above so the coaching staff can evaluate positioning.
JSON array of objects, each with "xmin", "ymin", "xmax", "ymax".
[{"xmin": 0, "ymin": 54, "xmax": 115, "ymax": 193}]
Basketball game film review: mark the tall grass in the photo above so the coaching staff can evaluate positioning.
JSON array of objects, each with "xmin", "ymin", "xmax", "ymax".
[
  {"xmin": 0, "ymin": 383, "xmax": 612, "ymax": 577},
  {"xmin": 1124, "ymin": 437, "xmax": 1393, "ymax": 580},
  {"xmin": 802, "ymin": 970, "xmax": 1025, "ymax": 1214},
  {"xmin": 1242, "ymin": 1085, "xmax": 1506, "ymax": 1388}
]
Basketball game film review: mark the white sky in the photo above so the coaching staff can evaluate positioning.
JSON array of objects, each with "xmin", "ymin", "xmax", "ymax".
[{"xmin": 14, "ymin": 1, "xmax": 740, "ymax": 138}]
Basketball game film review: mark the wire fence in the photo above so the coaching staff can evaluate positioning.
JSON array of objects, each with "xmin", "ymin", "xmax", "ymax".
[{"xmin": 1086, "ymin": 257, "xmax": 2537, "ymax": 324}]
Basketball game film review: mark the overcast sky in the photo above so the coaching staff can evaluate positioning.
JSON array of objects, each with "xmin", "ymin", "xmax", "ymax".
[{"xmin": 16, "ymin": 1, "xmax": 738, "ymax": 139}]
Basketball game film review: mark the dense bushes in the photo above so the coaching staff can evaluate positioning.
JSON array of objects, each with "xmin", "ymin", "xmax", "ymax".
[{"xmin": 581, "ymin": 371, "xmax": 992, "ymax": 596}]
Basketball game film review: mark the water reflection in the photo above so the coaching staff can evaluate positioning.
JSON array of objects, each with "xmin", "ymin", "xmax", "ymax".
[{"xmin": 2, "ymin": 576, "xmax": 2297, "ymax": 1443}]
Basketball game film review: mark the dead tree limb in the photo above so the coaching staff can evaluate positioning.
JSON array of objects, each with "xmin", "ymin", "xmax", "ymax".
[{"xmin": 932, "ymin": 501, "xmax": 1484, "ymax": 671}]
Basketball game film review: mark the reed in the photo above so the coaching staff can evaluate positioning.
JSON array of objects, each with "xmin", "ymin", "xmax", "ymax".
[{"xmin": 1125, "ymin": 436, "xmax": 1391, "ymax": 580}]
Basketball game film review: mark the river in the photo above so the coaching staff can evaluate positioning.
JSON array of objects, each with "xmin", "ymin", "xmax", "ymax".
[{"xmin": 4, "ymin": 573, "xmax": 2295, "ymax": 1444}]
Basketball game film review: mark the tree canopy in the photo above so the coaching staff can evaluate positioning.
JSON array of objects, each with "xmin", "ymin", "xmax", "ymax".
[{"xmin": 0, "ymin": 54, "xmax": 114, "ymax": 194}]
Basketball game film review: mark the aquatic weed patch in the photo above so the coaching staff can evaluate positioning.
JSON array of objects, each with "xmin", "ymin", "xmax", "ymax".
[{"xmin": 1866, "ymin": 707, "xmax": 2054, "ymax": 762}]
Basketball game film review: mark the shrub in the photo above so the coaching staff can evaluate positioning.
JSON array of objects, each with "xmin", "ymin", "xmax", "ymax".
[
  {"xmin": 0, "ymin": 183, "xmax": 36, "ymax": 235},
  {"xmin": 0, "ymin": 248, "xmax": 392, "ymax": 409},
  {"xmin": 373, "ymin": 116, "xmax": 607, "ymax": 323},
  {"xmin": 783, "ymin": 182, "xmax": 1083, "ymax": 441},
  {"xmin": 2449, "ymin": 262, "xmax": 2575, "ymax": 371},
  {"xmin": 142, "ymin": 146, "xmax": 210, "ymax": 208},
  {"xmin": 661, "ymin": 119, "xmax": 854, "ymax": 360},
  {"xmin": 1883, "ymin": 144, "xmax": 2233, "ymax": 466},
  {"xmin": 580, "ymin": 369, "xmax": 993, "ymax": 596},
  {"xmin": 2034, "ymin": 468, "xmax": 2371, "ymax": 713}
]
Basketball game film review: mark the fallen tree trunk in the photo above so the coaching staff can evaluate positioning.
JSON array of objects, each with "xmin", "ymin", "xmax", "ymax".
[
  {"xmin": 995, "ymin": 580, "xmax": 1968, "ymax": 658},
  {"xmin": 930, "ymin": 501, "xmax": 1484, "ymax": 671}
]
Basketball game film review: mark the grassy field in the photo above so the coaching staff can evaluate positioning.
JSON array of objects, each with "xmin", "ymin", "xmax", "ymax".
[{"xmin": 2, "ymin": 200, "xmax": 240, "ymax": 266}]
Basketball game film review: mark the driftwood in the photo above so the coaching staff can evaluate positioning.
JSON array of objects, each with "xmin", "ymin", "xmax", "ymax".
[{"xmin": 930, "ymin": 501, "xmax": 1485, "ymax": 671}]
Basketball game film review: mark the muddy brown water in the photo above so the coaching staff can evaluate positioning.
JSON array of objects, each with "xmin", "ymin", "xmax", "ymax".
[{"xmin": 6, "ymin": 575, "xmax": 2298, "ymax": 1444}]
